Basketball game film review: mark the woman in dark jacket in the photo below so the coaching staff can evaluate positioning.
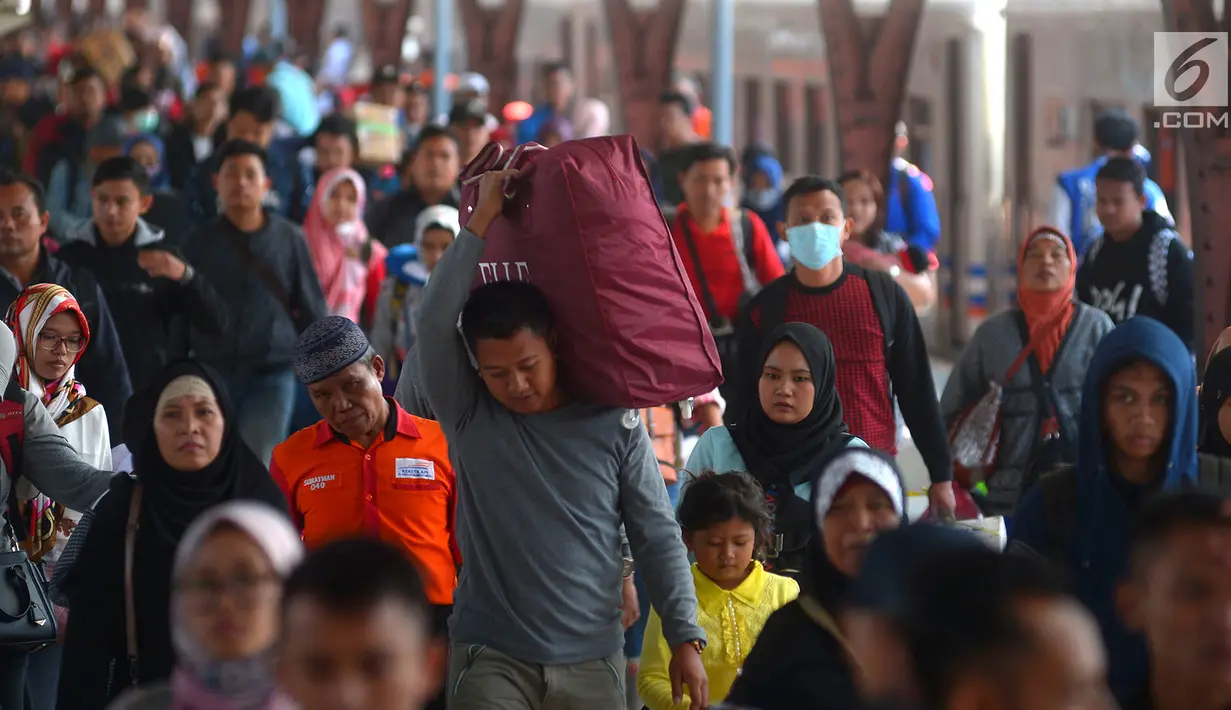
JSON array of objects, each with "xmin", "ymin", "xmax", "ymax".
[
  {"xmin": 53, "ymin": 360, "xmax": 288, "ymax": 710},
  {"xmin": 724, "ymin": 448, "xmax": 907, "ymax": 710}
]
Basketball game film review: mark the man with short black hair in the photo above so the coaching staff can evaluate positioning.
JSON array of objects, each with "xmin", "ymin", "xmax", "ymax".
[
  {"xmin": 900, "ymin": 546, "xmax": 1112, "ymax": 710},
  {"xmin": 1051, "ymin": 109, "xmax": 1173, "ymax": 257},
  {"xmin": 1118, "ymin": 492, "xmax": 1231, "ymax": 710},
  {"xmin": 651, "ymin": 91, "xmax": 702, "ymax": 207},
  {"xmin": 57, "ymin": 156, "xmax": 226, "ymax": 392},
  {"xmin": 164, "ymin": 80, "xmax": 228, "ymax": 190},
  {"xmin": 417, "ymin": 169, "xmax": 707, "ymax": 710},
  {"xmin": 0, "ymin": 169, "xmax": 132, "ymax": 435},
  {"xmin": 449, "ymin": 99, "xmax": 491, "ymax": 166},
  {"xmin": 181, "ymin": 139, "xmax": 327, "ymax": 467},
  {"xmin": 666, "ymin": 142, "xmax": 783, "ymax": 392},
  {"xmin": 184, "ymin": 85, "xmax": 314, "ymax": 225},
  {"xmin": 367, "ymin": 125, "xmax": 461, "ymax": 247},
  {"xmin": 278, "ymin": 538, "xmax": 446, "ymax": 710},
  {"xmin": 731, "ymin": 176, "xmax": 954, "ymax": 514},
  {"xmin": 1076, "ymin": 157, "xmax": 1194, "ymax": 349}
]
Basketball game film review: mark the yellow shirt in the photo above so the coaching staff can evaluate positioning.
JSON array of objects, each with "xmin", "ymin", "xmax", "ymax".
[{"xmin": 638, "ymin": 561, "xmax": 800, "ymax": 710}]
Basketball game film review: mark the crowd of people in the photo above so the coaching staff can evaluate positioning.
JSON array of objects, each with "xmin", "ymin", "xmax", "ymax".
[{"xmin": 0, "ymin": 11, "xmax": 1221, "ymax": 710}]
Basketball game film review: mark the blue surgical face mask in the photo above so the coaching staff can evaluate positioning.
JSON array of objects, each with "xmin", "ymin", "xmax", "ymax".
[
  {"xmin": 746, "ymin": 188, "xmax": 780, "ymax": 212},
  {"xmin": 787, "ymin": 221, "xmax": 843, "ymax": 270}
]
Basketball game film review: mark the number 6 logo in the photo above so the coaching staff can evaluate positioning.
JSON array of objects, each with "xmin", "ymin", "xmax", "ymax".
[{"xmin": 1167, "ymin": 36, "xmax": 1219, "ymax": 102}]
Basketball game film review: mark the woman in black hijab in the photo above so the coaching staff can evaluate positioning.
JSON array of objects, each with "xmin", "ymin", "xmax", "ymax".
[
  {"xmin": 705, "ymin": 323, "xmax": 859, "ymax": 581},
  {"xmin": 1200, "ymin": 347, "xmax": 1231, "ymax": 458},
  {"xmin": 725, "ymin": 448, "xmax": 907, "ymax": 710},
  {"xmin": 53, "ymin": 360, "xmax": 287, "ymax": 710}
]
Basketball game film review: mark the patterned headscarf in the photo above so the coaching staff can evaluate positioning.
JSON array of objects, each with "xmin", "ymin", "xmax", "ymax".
[{"xmin": 5, "ymin": 284, "xmax": 91, "ymax": 423}]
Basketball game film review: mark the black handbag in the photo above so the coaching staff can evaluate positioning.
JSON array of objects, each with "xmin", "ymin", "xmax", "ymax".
[
  {"xmin": 0, "ymin": 547, "xmax": 56, "ymax": 651},
  {"xmin": 0, "ymin": 487, "xmax": 58, "ymax": 653}
]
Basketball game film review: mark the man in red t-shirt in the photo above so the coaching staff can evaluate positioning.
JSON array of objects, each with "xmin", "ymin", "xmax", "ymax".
[
  {"xmin": 667, "ymin": 142, "xmax": 784, "ymax": 327},
  {"xmin": 732, "ymin": 175, "xmax": 957, "ymax": 518}
]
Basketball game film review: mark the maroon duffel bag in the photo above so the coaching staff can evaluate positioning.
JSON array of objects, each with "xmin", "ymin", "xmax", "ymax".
[{"xmin": 459, "ymin": 137, "xmax": 723, "ymax": 408}]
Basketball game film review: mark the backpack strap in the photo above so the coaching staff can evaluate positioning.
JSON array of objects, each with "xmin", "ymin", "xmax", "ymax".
[
  {"xmin": 862, "ymin": 268, "xmax": 899, "ymax": 400},
  {"xmin": 727, "ymin": 208, "xmax": 761, "ymax": 297}
]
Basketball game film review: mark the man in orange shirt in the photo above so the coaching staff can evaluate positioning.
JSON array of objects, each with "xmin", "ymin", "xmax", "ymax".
[{"xmin": 271, "ymin": 316, "xmax": 459, "ymax": 628}]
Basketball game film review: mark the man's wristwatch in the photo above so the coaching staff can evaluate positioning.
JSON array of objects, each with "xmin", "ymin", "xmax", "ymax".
[
  {"xmin": 622, "ymin": 557, "xmax": 635, "ymax": 578},
  {"xmin": 687, "ymin": 639, "xmax": 705, "ymax": 654},
  {"xmin": 179, "ymin": 263, "xmax": 196, "ymax": 283}
]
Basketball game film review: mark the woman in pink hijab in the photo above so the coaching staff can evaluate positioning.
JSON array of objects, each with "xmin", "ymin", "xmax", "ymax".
[{"xmin": 302, "ymin": 168, "xmax": 388, "ymax": 324}]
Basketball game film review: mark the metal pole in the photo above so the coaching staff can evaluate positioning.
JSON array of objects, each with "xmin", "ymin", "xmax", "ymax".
[
  {"xmin": 711, "ymin": 0, "xmax": 735, "ymax": 146},
  {"xmin": 432, "ymin": 0, "xmax": 453, "ymax": 121}
]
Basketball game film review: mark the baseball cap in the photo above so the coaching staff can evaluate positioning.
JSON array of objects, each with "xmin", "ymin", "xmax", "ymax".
[{"xmin": 449, "ymin": 99, "xmax": 488, "ymax": 125}]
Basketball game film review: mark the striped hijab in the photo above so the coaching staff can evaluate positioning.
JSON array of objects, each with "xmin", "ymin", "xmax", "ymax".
[{"xmin": 5, "ymin": 283, "xmax": 91, "ymax": 423}]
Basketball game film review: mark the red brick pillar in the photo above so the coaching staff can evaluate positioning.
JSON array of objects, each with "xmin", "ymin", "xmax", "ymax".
[
  {"xmin": 288, "ymin": 0, "xmax": 328, "ymax": 60},
  {"xmin": 217, "ymin": 0, "xmax": 252, "ymax": 56},
  {"xmin": 1160, "ymin": 0, "xmax": 1231, "ymax": 358},
  {"xmin": 457, "ymin": 0, "xmax": 526, "ymax": 111},
  {"xmin": 362, "ymin": 0, "xmax": 416, "ymax": 70},
  {"xmin": 164, "ymin": 0, "xmax": 195, "ymax": 48},
  {"xmin": 603, "ymin": 0, "xmax": 686, "ymax": 149},
  {"xmin": 817, "ymin": 0, "xmax": 926, "ymax": 186}
]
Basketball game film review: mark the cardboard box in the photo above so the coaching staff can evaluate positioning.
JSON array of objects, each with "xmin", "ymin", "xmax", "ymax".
[
  {"xmin": 78, "ymin": 30, "xmax": 136, "ymax": 86},
  {"xmin": 353, "ymin": 101, "xmax": 404, "ymax": 166}
]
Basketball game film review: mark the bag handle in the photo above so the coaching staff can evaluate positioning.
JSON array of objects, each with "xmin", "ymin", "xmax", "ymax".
[
  {"xmin": 0, "ymin": 564, "xmax": 33, "ymax": 622},
  {"xmin": 124, "ymin": 484, "xmax": 142, "ymax": 686},
  {"xmin": 460, "ymin": 142, "xmax": 548, "ymax": 199}
]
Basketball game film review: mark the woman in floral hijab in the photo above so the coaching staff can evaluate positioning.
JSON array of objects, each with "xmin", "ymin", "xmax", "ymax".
[{"xmin": 6, "ymin": 283, "xmax": 112, "ymax": 707}]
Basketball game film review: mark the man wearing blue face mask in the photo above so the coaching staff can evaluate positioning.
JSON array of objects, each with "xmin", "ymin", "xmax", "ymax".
[{"xmin": 731, "ymin": 176, "xmax": 958, "ymax": 518}]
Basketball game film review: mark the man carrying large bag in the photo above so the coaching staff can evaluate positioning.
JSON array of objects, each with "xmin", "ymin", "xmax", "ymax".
[{"xmin": 417, "ymin": 162, "xmax": 710, "ymax": 709}]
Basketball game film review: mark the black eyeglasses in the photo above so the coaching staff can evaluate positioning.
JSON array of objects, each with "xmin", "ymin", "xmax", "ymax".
[
  {"xmin": 37, "ymin": 333, "xmax": 85, "ymax": 353},
  {"xmin": 175, "ymin": 574, "xmax": 279, "ymax": 611}
]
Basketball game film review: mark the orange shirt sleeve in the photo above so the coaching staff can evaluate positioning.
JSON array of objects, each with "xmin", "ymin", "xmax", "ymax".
[
  {"xmin": 749, "ymin": 212, "xmax": 787, "ymax": 285},
  {"xmin": 269, "ymin": 452, "xmax": 306, "ymax": 532}
]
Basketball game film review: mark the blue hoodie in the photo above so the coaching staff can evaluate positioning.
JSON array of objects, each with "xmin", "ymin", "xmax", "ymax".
[
  {"xmin": 1010, "ymin": 316, "xmax": 1196, "ymax": 700},
  {"xmin": 740, "ymin": 152, "xmax": 785, "ymax": 246}
]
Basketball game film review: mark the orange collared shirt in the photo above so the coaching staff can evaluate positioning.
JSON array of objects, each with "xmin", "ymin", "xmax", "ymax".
[{"xmin": 270, "ymin": 400, "xmax": 460, "ymax": 605}]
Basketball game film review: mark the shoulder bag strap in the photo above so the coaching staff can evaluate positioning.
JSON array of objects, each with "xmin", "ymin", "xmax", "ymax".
[
  {"xmin": 797, "ymin": 595, "xmax": 862, "ymax": 672},
  {"xmin": 125, "ymin": 483, "xmax": 143, "ymax": 685},
  {"xmin": 222, "ymin": 231, "xmax": 306, "ymax": 332},
  {"xmin": 677, "ymin": 215, "xmax": 723, "ymax": 323},
  {"xmin": 727, "ymin": 208, "xmax": 761, "ymax": 296}
]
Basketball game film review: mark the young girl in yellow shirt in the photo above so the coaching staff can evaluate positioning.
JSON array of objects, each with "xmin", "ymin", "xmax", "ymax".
[{"xmin": 638, "ymin": 471, "xmax": 800, "ymax": 709}]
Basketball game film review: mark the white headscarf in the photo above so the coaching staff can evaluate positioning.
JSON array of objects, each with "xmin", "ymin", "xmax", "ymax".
[{"xmin": 170, "ymin": 502, "xmax": 303, "ymax": 709}]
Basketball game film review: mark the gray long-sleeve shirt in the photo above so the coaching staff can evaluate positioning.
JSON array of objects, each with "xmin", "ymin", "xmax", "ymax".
[
  {"xmin": 0, "ymin": 390, "xmax": 115, "ymax": 519},
  {"xmin": 417, "ymin": 230, "xmax": 703, "ymax": 665}
]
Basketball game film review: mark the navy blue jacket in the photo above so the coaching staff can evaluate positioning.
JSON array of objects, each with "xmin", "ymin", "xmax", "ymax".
[{"xmin": 1009, "ymin": 316, "xmax": 1198, "ymax": 701}]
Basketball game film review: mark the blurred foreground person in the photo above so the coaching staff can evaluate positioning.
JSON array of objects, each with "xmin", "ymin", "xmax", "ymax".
[
  {"xmin": 278, "ymin": 538, "xmax": 446, "ymax": 710},
  {"xmin": 891, "ymin": 546, "xmax": 1113, "ymax": 710},
  {"xmin": 107, "ymin": 501, "xmax": 304, "ymax": 709},
  {"xmin": 1119, "ymin": 493, "xmax": 1231, "ymax": 710}
]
